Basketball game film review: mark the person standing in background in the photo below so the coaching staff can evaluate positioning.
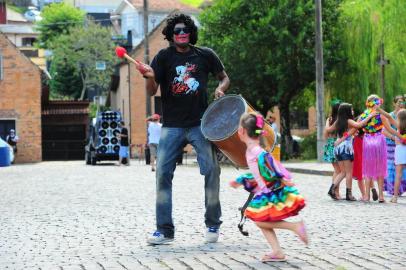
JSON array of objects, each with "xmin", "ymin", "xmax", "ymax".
[
  {"xmin": 147, "ymin": 114, "xmax": 162, "ymax": 172},
  {"xmin": 118, "ymin": 121, "xmax": 130, "ymax": 166},
  {"xmin": 267, "ymin": 116, "xmax": 278, "ymax": 133},
  {"xmin": 6, "ymin": 129, "xmax": 19, "ymax": 154}
]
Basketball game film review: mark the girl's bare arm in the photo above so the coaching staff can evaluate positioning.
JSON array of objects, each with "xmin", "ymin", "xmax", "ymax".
[
  {"xmin": 325, "ymin": 120, "xmax": 337, "ymax": 133},
  {"xmin": 382, "ymin": 115, "xmax": 401, "ymax": 138},
  {"xmin": 377, "ymin": 107, "xmax": 397, "ymax": 127}
]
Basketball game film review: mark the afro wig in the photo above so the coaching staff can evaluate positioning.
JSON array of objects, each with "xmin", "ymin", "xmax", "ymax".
[{"xmin": 162, "ymin": 13, "xmax": 198, "ymax": 45}]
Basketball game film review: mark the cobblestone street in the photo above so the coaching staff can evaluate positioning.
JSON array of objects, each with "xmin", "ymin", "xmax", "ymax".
[{"xmin": 1, "ymin": 161, "xmax": 405, "ymax": 270}]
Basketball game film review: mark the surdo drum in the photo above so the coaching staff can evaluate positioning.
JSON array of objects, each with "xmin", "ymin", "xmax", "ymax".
[{"xmin": 201, "ymin": 95, "xmax": 276, "ymax": 168}]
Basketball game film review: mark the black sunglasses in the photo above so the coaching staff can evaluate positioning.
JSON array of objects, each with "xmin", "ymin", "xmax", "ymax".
[{"xmin": 173, "ymin": 27, "xmax": 191, "ymax": 35}]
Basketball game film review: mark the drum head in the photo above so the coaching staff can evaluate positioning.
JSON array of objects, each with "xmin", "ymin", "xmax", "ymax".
[{"xmin": 201, "ymin": 95, "xmax": 246, "ymax": 141}]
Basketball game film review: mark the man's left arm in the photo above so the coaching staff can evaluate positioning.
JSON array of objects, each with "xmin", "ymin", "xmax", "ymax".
[
  {"xmin": 214, "ymin": 71, "xmax": 230, "ymax": 98},
  {"xmin": 206, "ymin": 48, "xmax": 230, "ymax": 98}
]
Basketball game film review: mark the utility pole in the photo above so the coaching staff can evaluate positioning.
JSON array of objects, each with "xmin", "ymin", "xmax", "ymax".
[
  {"xmin": 378, "ymin": 42, "xmax": 389, "ymax": 105},
  {"xmin": 315, "ymin": 0, "xmax": 325, "ymax": 162},
  {"xmin": 143, "ymin": 0, "xmax": 151, "ymax": 117}
]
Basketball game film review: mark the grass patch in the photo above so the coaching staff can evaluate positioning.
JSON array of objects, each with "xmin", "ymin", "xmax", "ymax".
[
  {"xmin": 180, "ymin": 0, "xmax": 205, "ymax": 8},
  {"xmin": 7, "ymin": 4, "xmax": 26, "ymax": 14}
]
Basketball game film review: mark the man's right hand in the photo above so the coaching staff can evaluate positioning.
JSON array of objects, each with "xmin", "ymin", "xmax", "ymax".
[{"xmin": 135, "ymin": 60, "xmax": 154, "ymax": 79}]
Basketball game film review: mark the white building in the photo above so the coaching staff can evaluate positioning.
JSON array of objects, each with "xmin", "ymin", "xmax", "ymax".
[{"xmin": 0, "ymin": 7, "xmax": 47, "ymax": 71}]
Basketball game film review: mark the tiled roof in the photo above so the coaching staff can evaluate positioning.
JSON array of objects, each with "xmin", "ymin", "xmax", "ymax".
[{"xmin": 128, "ymin": 0, "xmax": 199, "ymax": 12}]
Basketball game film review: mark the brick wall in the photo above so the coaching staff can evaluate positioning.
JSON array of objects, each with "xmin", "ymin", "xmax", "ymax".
[{"xmin": 0, "ymin": 34, "xmax": 42, "ymax": 163}]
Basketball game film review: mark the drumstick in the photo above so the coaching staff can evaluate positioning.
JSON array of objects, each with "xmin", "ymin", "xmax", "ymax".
[{"xmin": 115, "ymin": 46, "xmax": 148, "ymax": 74}]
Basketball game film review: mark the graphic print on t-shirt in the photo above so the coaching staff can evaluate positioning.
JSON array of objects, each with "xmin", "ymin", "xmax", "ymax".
[{"xmin": 171, "ymin": 62, "xmax": 200, "ymax": 95}]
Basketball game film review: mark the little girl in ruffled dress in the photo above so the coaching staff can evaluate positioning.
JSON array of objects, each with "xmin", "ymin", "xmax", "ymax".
[{"xmin": 229, "ymin": 112, "xmax": 308, "ymax": 262}]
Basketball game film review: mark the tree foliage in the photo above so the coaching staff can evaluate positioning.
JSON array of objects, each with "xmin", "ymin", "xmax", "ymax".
[
  {"xmin": 49, "ymin": 58, "xmax": 83, "ymax": 99},
  {"xmin": 35, "ymin": 3, "xmax": 85, "ymax": 49},
  {"xmin": 49, "ymin": 21, "xmax": 118, "ymax": 100},
  {"xmin": 199, "ymin": 0, "xmax": 340, "ymax": 158},
  {"xmin": 328, "ymin": 0, "xmax": 406, "ymax": 112}
]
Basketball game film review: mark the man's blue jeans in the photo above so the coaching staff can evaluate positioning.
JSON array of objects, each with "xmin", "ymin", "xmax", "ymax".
[{"xmin": 155, "ymin": 126, "xmax": 222, "ymax": 238}]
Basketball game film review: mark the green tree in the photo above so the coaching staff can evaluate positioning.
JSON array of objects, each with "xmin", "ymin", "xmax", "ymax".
[
  {"xmin": 49, "ymin": 57, "xmax": 83, "ymax": 99},
  {"xmin": 328, "ymin": 0, "xmax": 406, "ymax": 112},
  {"xmin": 199, "ymin": 0, "xmax": 340, "ymax": 158},
  {"xmin": 35, "ymin": 3, "xmax": 85, "ymax": 49},
  {"xmin": 49, "ymin": 21, "xmax": 118, "ymax": 100}
]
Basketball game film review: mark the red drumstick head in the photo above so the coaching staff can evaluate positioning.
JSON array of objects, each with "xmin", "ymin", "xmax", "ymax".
[{"xmin": 115, "ymin": 46, "xmax": 127, "ymax": 58}]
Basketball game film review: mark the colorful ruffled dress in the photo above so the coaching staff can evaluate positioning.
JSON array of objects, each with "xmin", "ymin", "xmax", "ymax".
[
  {"xmin": 360, "ymin": 109, "xmax": 387, "ymax": 179},
  {"xmin": 235, "ymin": 145, "xmax": 305, "ymax": 222},
  {"xmin": 384, "ymin": 111, "xmax": 406, "ymax": 195}
]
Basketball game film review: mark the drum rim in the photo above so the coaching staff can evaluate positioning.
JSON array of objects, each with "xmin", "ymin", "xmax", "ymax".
[
  {"xmin": 201, "ymin": 94, "xmax": 277, "ymax": 153},
  {"xmin": 201, "ymin": 94, "xmax": 247, "ymax": 142}
]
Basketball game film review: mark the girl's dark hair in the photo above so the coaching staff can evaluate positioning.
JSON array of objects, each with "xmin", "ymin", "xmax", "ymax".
[
  {"xmin": 394, "ymin": 95, "xmax": 404, "ymax": 103},
  {"xmin": 162, "ymin": 13, "xmax": 198, "ymax": 45},
  {"xmin": 398, "ymin": 109, "xmax": 406, "ymax": 135},
  {"xmin": 329, "ymin": 102, "xmax": 341, "ymax": 125},
  {"xmin": 336, "ymin": 103, "xmax": 354, "ymax": 137},
  {"xmin": 240, "ymin": 113, "xmax": 262, "ymax": 138}
]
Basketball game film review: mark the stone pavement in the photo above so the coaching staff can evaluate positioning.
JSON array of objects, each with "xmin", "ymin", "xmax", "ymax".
[{"xmin": 0, "ymin": 161, "xmax": 405, "ymax": 270}]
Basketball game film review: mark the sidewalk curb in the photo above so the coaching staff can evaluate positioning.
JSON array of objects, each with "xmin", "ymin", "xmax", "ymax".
[{"xmin": 284, "ymin": 167, "xmax": 333, "ymax": 176}]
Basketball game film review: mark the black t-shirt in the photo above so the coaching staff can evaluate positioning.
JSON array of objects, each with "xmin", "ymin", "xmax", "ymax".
[
  {"xmin": 151, "ymin": 46, "xmax": 224, "ymax": 128},
  {"xmin": 120, "ymin": 127, "xmax": 129, "ymax": 146}
]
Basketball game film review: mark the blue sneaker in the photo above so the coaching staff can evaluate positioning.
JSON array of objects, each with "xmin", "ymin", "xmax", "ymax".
[
  {"xmin": 205, "ymin": 227, "xmax": 219, "ymax": 243},
  {"xmin": 147, "ymin": 231, "xmax": 174, "ymax": 245}
]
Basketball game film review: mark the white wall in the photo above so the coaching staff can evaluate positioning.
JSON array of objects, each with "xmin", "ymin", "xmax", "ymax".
[
  {"xmin": 4, "ymin": 33, "xmax": 38, "ymax": 47},
  {"xmin": 120, "ymin": 7, "xmax": 167, "ymax": 47}
]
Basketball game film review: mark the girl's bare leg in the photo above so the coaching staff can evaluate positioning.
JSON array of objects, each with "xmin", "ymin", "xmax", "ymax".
[
  {"xmin": 377, "ymin": 176, "xmax": 385, "ymax": 202},
  {"xmin": 256, "ymin": 220, "xmax": 308, "ymax": 245},
  {"xmin": 334, "ymin": 161, "xmax": 347, "ymax": 199},
  {"xmin": 391, "ymin": 165, "xmax": 403, "ymax": 203},
  {"xmin": 332, "ymin": 162, "xmax": 341, "ymax": 183},
  {"xmin": 357, "ymin": 179, "xmax": 366, "ymax": 200},
  {"xmin": 258, "ymin": 227, "xmax": 285, "ymax": 259},
  {"xmin": 344, "ymin": 160, "xmax": 353, "ymax": 189},
  {"xmin": 344, "ymin": 160, "xmax": 356, "ymax": 200},
  {"xmin": 364, "ymin": 178, "xmax": 372, "ymax": 201}
]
